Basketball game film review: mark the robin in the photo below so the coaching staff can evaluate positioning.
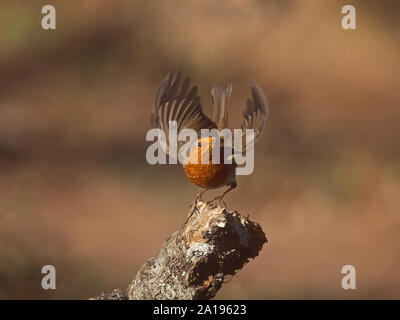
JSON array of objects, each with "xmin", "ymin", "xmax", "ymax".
[{"xmin": 150, "ymin": 71, "xmax": 268, "ymax": 203}]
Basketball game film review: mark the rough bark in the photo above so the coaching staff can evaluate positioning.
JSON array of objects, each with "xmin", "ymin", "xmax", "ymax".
[{"xmin": 91, "ymin": 201, "xmax": 267, "ymax": 300}]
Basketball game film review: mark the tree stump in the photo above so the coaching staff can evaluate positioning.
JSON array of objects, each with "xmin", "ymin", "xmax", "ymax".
[{"xmin": 92, "ymin": 201, "xmax": 267, "ymax": 300}]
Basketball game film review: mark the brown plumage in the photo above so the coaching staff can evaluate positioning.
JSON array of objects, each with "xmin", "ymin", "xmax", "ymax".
[{"xmin": 151, "ymin": 71, "xmax": 268, "ymax": 202}]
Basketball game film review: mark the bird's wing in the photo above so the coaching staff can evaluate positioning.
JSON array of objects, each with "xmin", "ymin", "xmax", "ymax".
[
  {"xmin": 237, "ymin": 83, "xmax": 268, "ymax": 155},
  {"xmin": 151, "ymin": 71, "xmax": 217, "ymax": 156}
]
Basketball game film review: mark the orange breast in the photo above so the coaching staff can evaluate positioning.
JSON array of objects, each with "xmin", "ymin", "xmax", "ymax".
[
  {"xmin": 184, "ymin": 162, "xmax": 233, "ymax": 188},
  {"xmin": 183, "ymin": 137, "xmax": 235, "ymax": 189}
]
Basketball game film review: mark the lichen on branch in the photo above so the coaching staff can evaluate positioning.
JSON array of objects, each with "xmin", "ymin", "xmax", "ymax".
[{"xmin": 92, "ymin": 201, "xmax": 267, "ymax": 300}]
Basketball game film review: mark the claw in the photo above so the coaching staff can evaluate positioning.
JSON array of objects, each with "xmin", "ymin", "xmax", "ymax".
[
  {"xmin": 194, "ymin": 194, "xmax": 203, "ymax": 205},
  {"xmin": 194, "ymin": 189, "xmax": 208, "ymax": 206},
  {"xmin": 208, "ymin": 196, "xmax": 226, "ymax": 208},
  {"xmin": 208, "ymin": 183, "xmax": 236, "ymax": 207}
]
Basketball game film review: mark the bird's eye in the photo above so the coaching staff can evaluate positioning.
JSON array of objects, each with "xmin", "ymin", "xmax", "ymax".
[{"xmin": 198, "ymin": 142, "xmax": 202, "ymax": 147}]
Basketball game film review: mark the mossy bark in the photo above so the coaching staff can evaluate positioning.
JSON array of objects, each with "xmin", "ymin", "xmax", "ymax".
[{"xmin": 92, "ymin": 201, "xmax": 267, "ymax": 300}]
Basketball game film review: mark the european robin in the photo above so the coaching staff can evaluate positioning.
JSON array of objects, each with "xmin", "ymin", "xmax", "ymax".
[{"xmin": 150, "ymin": 71, "xmax": 268, "ymax": 203}]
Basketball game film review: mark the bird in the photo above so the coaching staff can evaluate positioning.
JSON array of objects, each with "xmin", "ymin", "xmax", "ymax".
[{"xmin": 150, "ymin": 71, "xmax": 268, "ymax": 203}]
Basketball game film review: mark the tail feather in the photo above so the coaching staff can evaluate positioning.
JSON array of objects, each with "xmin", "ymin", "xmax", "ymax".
[{"xmin": 211, "ymin": 84, "xmax": 232, "ymax": 131}]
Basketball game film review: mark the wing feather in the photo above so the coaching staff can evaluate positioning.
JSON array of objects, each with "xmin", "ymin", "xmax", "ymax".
[
  {"xmin": 151, "ymin": 71, "xmax": 216, "ymax": 156},
  {"xmin": 239, "ymin": 83, "xmax": 268, "ymax": 154}
]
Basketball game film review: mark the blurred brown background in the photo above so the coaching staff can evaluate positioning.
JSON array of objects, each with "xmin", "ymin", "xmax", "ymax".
[{"xmin": 0, "ymin": 0, "xmax": 399, "ymax": 299}]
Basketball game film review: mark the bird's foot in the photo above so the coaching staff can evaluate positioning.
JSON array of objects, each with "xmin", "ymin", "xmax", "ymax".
[
  {"xmin": 185, "ymin": 200, "xmax": 201, "ymax": 228},
  {"xmin": 194, "ymin": 194, "xmax": 203, "ymax": 205},
  {"xmin": 191, "ymin": 192, "xmax": 206, "ymax": 215},
  {"xmin": 194, "ymin": 190, "xmax": 207, "ymax": 207},
  {"xmin": 207, "ymin": 196, "xmax": 227, "ymax": 208}
]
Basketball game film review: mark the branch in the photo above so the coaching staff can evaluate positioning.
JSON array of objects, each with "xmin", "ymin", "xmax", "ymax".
[{"xmin": 91, "ymin": 201, "xmax": 267, "ymax": 300}]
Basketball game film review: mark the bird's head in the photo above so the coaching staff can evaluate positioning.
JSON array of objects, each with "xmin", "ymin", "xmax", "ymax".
[{"xmin": 187, "ymin": 136, "xmax": 219, "ymax": 165}]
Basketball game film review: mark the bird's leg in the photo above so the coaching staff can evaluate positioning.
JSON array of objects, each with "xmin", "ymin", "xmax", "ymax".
[
  {"xmin": 182, "ymin": 189, "xmax": 209, "ymax": 228},
  {"xmin": 191, "ymin": 189, "xmax": 208, "ymax": 215},
  {"xmin": 209, "ymin": 182, "xmax": 237, "ymax": 206},
  {"xmin": 194, "ymin": 189, "xmax": 208, "ymax": 205}
]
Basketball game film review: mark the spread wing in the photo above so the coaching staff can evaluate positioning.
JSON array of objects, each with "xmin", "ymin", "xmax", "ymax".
[
  {"xmin": 238, "ymin": 83, "xmax": 268, "ymax": 155},
  {"xmin": 151, "ymin": 71, "xmax": 217, "ymax": 156}
]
